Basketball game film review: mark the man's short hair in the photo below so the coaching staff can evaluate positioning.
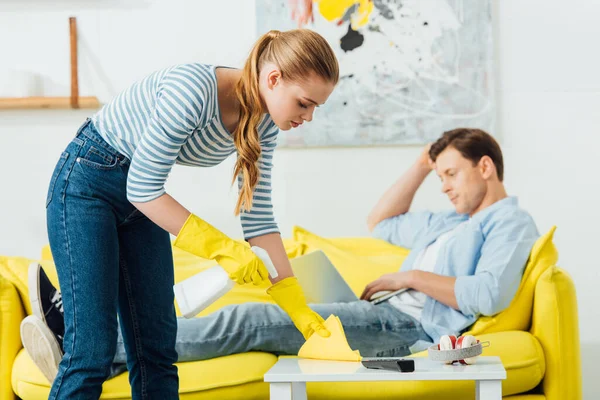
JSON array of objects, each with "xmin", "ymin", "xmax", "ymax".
[{"xmin": 429, "ymin": 128, "xmax": 504, "ymax": 181}]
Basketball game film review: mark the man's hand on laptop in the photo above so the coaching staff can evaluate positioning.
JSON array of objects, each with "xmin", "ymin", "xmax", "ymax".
[{"xmin": 360, "ymin": 272, "xmax": 413, "ymax": 301}]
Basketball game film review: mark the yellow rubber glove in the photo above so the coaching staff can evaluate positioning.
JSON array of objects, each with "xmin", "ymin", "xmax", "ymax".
[
  {"xmin": 267, "ymin": 277, "xmax": 331, "ymax": 340},
  {"xmin": 174, "ymin": 214, "xmax": 269, "ymax": 285}
]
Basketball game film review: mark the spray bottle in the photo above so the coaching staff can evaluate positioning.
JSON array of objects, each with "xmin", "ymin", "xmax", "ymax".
[{"xmin": 173, "ymin": 246, "xmax": 278, "ymax": 318}]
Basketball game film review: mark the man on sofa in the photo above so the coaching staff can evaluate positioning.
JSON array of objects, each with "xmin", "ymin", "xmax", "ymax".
[{"xmin": 21, "ymin": 127, "xmax": 539, "ymax": 383}]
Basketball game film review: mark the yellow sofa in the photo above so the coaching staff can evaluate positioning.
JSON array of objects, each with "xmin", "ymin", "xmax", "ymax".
[{"xmin": 1, "ymin": 226, "xmax": 581, "ymax": 399}]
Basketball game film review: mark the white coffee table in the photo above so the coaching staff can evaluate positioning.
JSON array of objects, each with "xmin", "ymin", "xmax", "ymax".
[{"xmin": 264, "ymin": 356, "xmax": 506, "ymax": 400}]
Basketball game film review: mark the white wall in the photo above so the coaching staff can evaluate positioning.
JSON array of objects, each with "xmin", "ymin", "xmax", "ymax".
[{"xmin": 1, "ymin": 0, "xmax": 599, "ymax": 397}]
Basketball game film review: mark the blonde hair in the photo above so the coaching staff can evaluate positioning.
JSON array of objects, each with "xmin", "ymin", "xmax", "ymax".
[{"xmin": 232, "ymin": 29, "xmax": 339, "ymax": 215}]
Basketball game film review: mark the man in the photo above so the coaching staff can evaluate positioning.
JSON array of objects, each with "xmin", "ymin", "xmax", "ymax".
[{"xmin": 21, "ymin": 128, "xmax": 539, "ymax": 383}]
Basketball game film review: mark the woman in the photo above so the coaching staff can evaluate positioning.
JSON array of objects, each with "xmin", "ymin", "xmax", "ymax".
[{"xmin": 43, "ymin": 29, "xmax": 338, "ymax": 398}]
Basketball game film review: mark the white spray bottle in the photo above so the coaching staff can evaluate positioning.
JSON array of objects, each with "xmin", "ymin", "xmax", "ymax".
[{"xmin": 173, "ymin": 246, "xmax": 278, "ymax": 319}]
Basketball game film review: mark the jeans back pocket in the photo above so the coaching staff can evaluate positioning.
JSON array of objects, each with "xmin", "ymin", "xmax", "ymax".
[{"xmin": 46, "ymin": 151, "xmax": 69, "ymax": 207}]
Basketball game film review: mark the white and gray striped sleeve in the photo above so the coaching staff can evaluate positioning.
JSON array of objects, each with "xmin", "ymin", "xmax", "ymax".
[
  {"xmin": 126, "ymin": 71, "xmax": 204, "ymax": 203},
  {"xmin": 239, "ymin": 120, "xmax": 280, "ymax": 239}
]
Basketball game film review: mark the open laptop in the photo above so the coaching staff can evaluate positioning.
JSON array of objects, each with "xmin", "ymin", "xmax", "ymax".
[{"xmin": 290, "ymin": 251, "xmax": 407, "ymax": 304}]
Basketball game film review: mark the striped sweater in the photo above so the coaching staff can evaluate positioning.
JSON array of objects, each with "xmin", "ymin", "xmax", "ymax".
[{"xmin": 91, "ymin": 63, "xmax": 279, "ymax": 239}]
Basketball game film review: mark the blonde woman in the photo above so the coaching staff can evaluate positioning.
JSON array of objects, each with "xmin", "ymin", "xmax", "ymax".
[{"xmin": 37, "ymin": 29, "xmax": 338, "ymax": 398}]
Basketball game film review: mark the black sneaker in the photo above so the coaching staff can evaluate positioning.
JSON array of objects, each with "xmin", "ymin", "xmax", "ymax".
[{"xmin": 28, "ymin": 263, "xmax": 65, "ymax": 351}]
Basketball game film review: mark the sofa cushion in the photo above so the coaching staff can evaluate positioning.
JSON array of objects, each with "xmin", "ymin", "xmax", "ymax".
[
  {"xmin": 12, "ymin": 349, "xmax": 276, "ymax": 399},
  {"xmin": 38, "ymin": 225, "xmax": 555, "ymax": 328},
  {"xmin": 291, "ymin": 226, "xmax": 410, "ymax": 295},
  {"xmin": 292, "ymin": 226, "xmax": 558, "ymax": 338},
  {"xmin": 466, "ymin": 227, "xmax": 558, "ymax": 336},
  {"xmin": 35, "ymin": 240, "xmax": 308, "ymax": 318}
]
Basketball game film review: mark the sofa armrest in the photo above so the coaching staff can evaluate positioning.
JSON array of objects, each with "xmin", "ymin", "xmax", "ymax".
[
  {"xmin": 0, "ymin": 276, "xmax": 26, "ymax": 400},
  {"xmin": 530, "ymin": 266, "xmax": 582, "ymax": 400}
]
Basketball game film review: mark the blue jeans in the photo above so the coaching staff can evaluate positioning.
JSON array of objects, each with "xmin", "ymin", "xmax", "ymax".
[
  {"xmin": 46, "ymin": 120, "xmax": 178, "ymax": 399},
  {"xmin": 113, "ymin": 301, "xmax": 431, "ymax": 364}
]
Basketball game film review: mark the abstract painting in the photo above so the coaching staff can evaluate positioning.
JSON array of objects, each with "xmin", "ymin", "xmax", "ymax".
[{"xmin": 256, "ymin": 0, "xmax": 495, "ymax": 147}]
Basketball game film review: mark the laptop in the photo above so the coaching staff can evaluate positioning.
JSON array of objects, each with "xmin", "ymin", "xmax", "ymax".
[{"xmin": 290, "ymin": 251, "xmax": 407, "ymax": 304}]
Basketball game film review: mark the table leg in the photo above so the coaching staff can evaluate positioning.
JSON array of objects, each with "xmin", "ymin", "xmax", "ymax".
[
  {"xmin": 476, "ymin": 380, "xmax": 502, "ymax": 400},
  {"xmin": 270, "ymin": 383, "xmax": 292, "ymax": 400},
  {"xmin": 270, "ymin": 382, "xmax": 307, "ymax": 400},
  {"xmin": 292, "ymin": 382, "xmax": 307, "ymax": 399}
]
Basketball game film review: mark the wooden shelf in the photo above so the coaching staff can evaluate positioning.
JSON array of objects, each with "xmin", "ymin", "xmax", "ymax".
[
  {"xmin": 1, "ymin": 17, "xmax": 100, "ymax": 111},
  {"xmin": 0, "ymin": 96, "xmax": 101, "ymax": 110}
]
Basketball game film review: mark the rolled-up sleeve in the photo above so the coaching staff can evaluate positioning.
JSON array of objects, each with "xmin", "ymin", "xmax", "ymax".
[{"xmin": 454, "ymin": 216, "xmax": 538, "ymax": 317}]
